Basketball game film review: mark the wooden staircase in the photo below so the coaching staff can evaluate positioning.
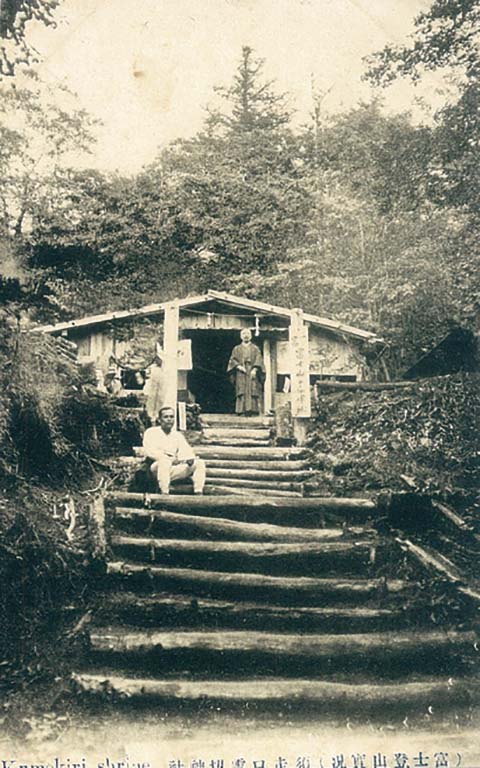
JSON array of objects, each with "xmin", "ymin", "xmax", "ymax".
[
  {"xmin": 74, "ymin": 413, "xmax": 479, "ymax": 715},
  {"xmin": 199, "ymin": 413, "xmax": 309, "ymax": 497}
]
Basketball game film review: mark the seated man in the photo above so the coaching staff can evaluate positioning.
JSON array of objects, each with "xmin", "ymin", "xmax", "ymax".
[{"xmin": 142, "ymin": 406, "xmax": 206, "ymax": 495}]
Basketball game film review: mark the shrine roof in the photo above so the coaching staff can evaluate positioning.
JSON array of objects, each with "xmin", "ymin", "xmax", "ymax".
[{"xmin": 34, "ymin": 290, "xmax": 383, "ymax": 343}]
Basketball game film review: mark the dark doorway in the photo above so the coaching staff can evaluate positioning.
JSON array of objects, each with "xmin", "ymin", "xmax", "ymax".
[{"xmin": 185, "ymin": 330, "xmax": 243, "ymax": 414}]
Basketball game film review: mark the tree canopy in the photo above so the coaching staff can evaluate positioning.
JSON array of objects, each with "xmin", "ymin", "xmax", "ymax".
[
  {"xmin": 0, "ymin": 0, "xmax": 61, "ymax": 76},
  {"xmin": 1, "ymin": 26, "xmax": 478, "ymax": 375},
  {"xmin": 365, "ymin": 0, "xmax": 479, "ymax": 84}
]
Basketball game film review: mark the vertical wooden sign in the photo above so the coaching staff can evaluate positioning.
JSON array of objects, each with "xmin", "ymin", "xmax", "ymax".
[
  {"xmin": 163, "ymin": 300, "xmax": 179, "ymax": 417},
  {"xmin": 289, "ymin": 308, "xmax": 311, "ymax": 418}
]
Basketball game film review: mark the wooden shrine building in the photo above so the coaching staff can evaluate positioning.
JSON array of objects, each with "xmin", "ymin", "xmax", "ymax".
[{"xmin": 36, "ymin": 290, "xmax": 383, "ymax": 442}]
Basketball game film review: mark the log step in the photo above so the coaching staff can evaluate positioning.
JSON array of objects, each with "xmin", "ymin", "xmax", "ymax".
[
  {"xmin": 206, "ymin": 459, "xmax": 309, "ymax": 471},
  {"xmin": 115, "ymin": 458, "xmax": 311, "ymax": 476},
  {"xmin": 201, "ymin": 414, "xmax": 274, "ymax": 427},
  {"xmin": 201, "ymin": 424, "xmax": 275, "ymax": 433},
  {"xmin": 203, "ymin": 428, "xmax": 272, "ymax": 440},
  {"xmin": 106, "ymin": 561, "xmax": 410, "ymax": 605},
  {"xmin": 89, "ymin": 628, "xmax": 477, "ymax": 665},
  {"xmin": 206, "ymin": 485, "xmax": 303, "ymax": 498},
  {"xmin": 110, "ymin": 507, "xmax": 370, "ymax": 543},
  {"xmin": 72, "ymin": 673, "xmax": 480, "ymax": 711},
  {"xmin": 110, "ymin": 535, "xmax": 378, "ymax": 574},
  {"xmin": 106, "ymin": 492, "xmax": 375, "ymax": 516},
  {"xmin": 95, "ymin": 592, "xmax": 416, "ymax": 632},
  {"xmin": 203, "ymin": 438, "xmax": 272, "ymax": 447},
  {"xmin": 123, "ymin": 484, "xmax": 219, "ymax": 496},
  {"xmin": 166, "ymin": 445, "xmax": 307, "ymax": 460},
  {"xmin": 206, "ymin": 468, "xmax": 312, "ymax": 481},
  {"xmin": 206, "ymin": 477, "xmax": 304, "ymax": 492}
]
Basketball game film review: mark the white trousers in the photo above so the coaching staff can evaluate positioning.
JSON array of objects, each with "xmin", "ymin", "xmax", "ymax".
[{"xmin": 150, "ymin": 457, "xmax": 206, "ymax": 495}]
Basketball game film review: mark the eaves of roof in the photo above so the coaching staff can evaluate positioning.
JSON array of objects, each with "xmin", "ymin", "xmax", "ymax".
[{"xmin": 33, "ymin": 290, "xmax": 384, "ymax": 343}]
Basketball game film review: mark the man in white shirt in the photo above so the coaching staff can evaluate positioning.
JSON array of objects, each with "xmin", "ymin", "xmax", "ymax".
[{"xmin": 143, "ymin": 406, "xmax": 206, "ymax": 495}]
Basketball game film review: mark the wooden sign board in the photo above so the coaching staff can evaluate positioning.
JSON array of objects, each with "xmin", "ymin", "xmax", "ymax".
[
  {"xmin": 177, "ymin": 338, "xmax": 192, "ymax": 370},
  {"xmin": 289, "ymin": 308, "xmax": 311, "ymax": 418}
]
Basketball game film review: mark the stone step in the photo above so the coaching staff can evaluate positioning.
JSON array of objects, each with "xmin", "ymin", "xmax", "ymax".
[
  {"xmin": 110, "ymin": 506, "xmax": 371, "ymax": 543},
  {"xmin": 106, "ymin": 561, "xmax": 411, "ymax": 605},
  {"xmin": 110, "ymin": 535, "xmax": 378, "ymax": 575},
  {"xmin": 87, "ymin": 628, "xmax": 477, "ymax": 676},
  {"xmin": 72, "ymin": 673, "xmax": 480, "ymax": 711},
  {"xmin": 94, "ymin": 592, "xmax": 420, "ymax": 633}
]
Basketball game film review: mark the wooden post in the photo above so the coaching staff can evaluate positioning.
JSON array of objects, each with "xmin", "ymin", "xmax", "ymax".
[
  {"xmin": 90, "ymin": 492, "xmax": 107, "ymax": 560},
  {"xmin": 263, "ymin": 338, "xmax": 273, "ymax": 414},
  {"xmin": 163, "ymin": 300, "xmax": 179, "ymax": 419},
  {"xmin": 289, "ymin": 309, "xmax": 311, "ymax": 445}
]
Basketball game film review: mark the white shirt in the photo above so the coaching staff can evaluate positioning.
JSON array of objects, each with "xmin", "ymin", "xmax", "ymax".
[{"xmin": 143, "ymin": 427, "xmax": 195, "ymax": 463}]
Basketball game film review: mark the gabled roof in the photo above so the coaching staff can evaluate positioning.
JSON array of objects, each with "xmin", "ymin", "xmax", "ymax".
[
  {"xmin": 402, "ymin": 327, "xmax": 476, "ymax": 380},
  {"xmin": 34, "ymin": 289, "xmax": 383, "ymax": 343}
]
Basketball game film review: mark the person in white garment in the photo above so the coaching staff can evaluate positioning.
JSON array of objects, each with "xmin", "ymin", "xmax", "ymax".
[{"xmin": 142, "ymin": 406, "xmax": 206, "ymax": 495}]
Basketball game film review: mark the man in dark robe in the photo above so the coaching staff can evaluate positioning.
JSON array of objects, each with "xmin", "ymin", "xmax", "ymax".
[{"xmin": 227, "ymin": 329, "xmax": 265, "ymax": 415}]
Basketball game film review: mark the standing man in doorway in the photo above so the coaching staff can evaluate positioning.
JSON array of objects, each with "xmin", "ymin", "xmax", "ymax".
[
  {"xmin": 227, "ymin": 328, "xmax": 265, "ymax": 415},
  {"xmin": 143, "ymin": 406, "xmax": 206, "ymax": 494}
]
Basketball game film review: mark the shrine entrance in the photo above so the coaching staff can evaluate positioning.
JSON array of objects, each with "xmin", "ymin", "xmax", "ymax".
[{"xmin": 185, "ymin": 330, "xmax": 241, "ymax": 414}]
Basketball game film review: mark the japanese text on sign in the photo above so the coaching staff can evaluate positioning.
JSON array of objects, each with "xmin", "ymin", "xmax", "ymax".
[{"xmin": 289, "ymin": 308, "xmax": 311, "ymax": 418}]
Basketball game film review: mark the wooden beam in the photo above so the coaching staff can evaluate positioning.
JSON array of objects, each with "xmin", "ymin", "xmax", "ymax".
[
  {"xmin": 205, "ymin": 477, "xmax": 304, "ymax": 492},
  {"xmin": 106, "ymin": 491, "xmax": 376, "ymax": 514},
  {"xmin": 396, "ymin": 537, "xmax": 464, "ymax": 583},
  {"xmin": 202, "ymin": 459, "xmax": 309, "ymax": 471},
  {"xmin": 206, "ymin": 467, "xmax": 312, "ymax": 481},
  {"xmin": 315, "ymin": 380, "xmax": 413, "ymax": 392},
  {"xmin": 96, "ymin": 592, "xmax": 403, "ymax": 632},
  {"xmin": 193, "ymin": 445, "xmax": 309, "ymax": 460},
  {"xmin": 73, "ymin": 674, "xmax": 480, "ymax": 707},
  {"xmin": 111, "ymin": 506, "xmax": 365, "ymax": 541},
  {"xmin": 206, "ymin": 290, "xmax": 381, "ymax": 341},
  {"xmin": 163, "ymin": 300, "xmax": 179, "ymax": 415},
  {"xmin": 107, "ymin": 561, "xmax": 409, "ymax": 600},
  {"xmin": 263, "ymin": 338, "xmax": 273, "ymax": 413},
  {"xmin": 432, "ymin": 500, "xmax": 476, "ymax": 535},
  {"xmin": 111, "ymin": 534, "xmax": 375, "ymax": 559},
  {"xmin": 203, "ymin": 427, "xmax": 270, "ymax": 440},
  {"xmin": 89, "ymin": 493, "xmax": 107, "ymax": 559},
  {"xmin": 90, "ymin": 627, "xmax": 476, "ymax": 658},
  {"xmin": 206, "ymin": 485, "xmax": 302, "ymax": 498}
]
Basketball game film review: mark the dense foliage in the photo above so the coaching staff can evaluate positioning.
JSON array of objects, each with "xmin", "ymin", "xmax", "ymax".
[
  {"xmin": 309, "ymin": 374, "xmax": 480, "ymax": 513},
  {"xmin": 0, "ymin": 5, "xmax": 478, "ymax": 705},
  {"xmin": 0, "ymin": 315, "xmax": 142, "ymax": 483},
  {"xmin": 0, "ymin": 0, "xmax": 61, "ymax": 76},
  {"xmin": 1, "ymin": 12, "xmax": 478, "ymax": 376}
]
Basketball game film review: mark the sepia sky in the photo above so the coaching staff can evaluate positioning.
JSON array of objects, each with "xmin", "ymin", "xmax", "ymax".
[{"xmin": 27, "ymin": 0, "xmax": 446, "ymax": 173}]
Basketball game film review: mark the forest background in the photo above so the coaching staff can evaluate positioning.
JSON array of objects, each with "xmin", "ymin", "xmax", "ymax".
[
  {"xmin": 0, "ymin": 2, "xmax": 478, "ymax": 709},
  {"xmin": 0, "ymin": 0, "xmax": 479, "ymax": 377}
]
